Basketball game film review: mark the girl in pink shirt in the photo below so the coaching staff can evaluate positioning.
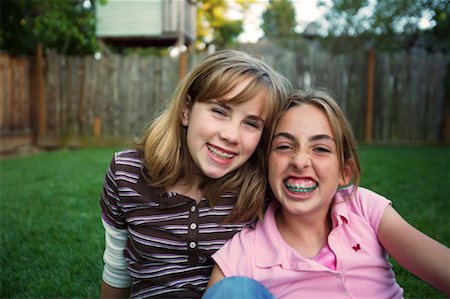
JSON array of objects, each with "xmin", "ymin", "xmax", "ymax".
[{"xmin": 205, "ymin": 89, "xmax": 450, "ymax": 298}]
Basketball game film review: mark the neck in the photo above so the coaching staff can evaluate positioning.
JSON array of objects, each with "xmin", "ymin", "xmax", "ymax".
[
  {"xmin": 166, "ymin": 179, "xmax": 203, "ymax": 203},
  {"xmin": 275, "ymin": 207, "xmax": 332, "ymax": 259}
]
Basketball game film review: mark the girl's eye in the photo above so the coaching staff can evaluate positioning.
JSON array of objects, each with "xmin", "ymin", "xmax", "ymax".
[
  {"xmin": 273, "ymin": 144, "xmax": 293, "ymax": 152},
  {"xmin": 243, "ymin": 120, "xmax": 261, "ymax": 129},
  {"xmin": 212, "ymin": 107, "xmax": 227, "ymax": 117},
  {"xmin": 313, "ymin": 146, "xmax": 331, "ymax": 153}
]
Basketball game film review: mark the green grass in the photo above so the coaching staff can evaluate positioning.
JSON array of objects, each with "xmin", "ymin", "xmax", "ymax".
[
  {"xmin": 0, "ymin": 146, "xmax": 449, "ymax": 298},
  {"xmin": 358, "ymin": 145, "xmax": 449, "ymax": 298},
  {"xmin": 0, "ymin": 147, "xmax": 121, "ymax": 298}
]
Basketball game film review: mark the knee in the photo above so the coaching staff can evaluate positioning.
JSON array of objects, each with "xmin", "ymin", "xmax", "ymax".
[{"xmin": 203, "ymin": 276, "xmax": 274, "ymax": 299}]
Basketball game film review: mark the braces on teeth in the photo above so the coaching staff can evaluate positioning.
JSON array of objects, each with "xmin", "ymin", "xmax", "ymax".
[
  {"xmin": 208, "ymin": 146, "xmax": 233, "ymax": 159},
  {"xmin": 285, "ymin": 183, "xmax": 317, "ymax": 193}
]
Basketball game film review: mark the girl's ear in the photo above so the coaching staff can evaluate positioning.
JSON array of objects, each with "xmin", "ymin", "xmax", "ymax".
[
  {"xmin": 181, "ymin": 97, "xmax": 192, "ymax": 126},
  {"xmin": 339, "ymin": 158, "xmax": 354, "ymax": 186}
]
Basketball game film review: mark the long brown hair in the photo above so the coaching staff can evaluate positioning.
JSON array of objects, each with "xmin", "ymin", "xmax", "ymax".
[{"xmin": 136, "ymin": 50, "xmax": 292, "ymax": 222}]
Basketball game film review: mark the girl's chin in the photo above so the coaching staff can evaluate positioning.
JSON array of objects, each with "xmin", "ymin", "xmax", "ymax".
[{"xmin": 202, "ymin": 169, "xmax": 232, "ymax": 180}]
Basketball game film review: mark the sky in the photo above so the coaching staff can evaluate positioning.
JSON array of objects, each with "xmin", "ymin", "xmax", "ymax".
[
  {"xmin": 229, "ymin": 0, "xmax": 330, "ymax": 43},
  {"xmin": 229, "ymin": 0, "xmax": 434, "ymax": 43}
]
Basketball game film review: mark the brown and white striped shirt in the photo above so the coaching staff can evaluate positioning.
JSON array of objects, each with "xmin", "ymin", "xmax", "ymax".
[{"xmin": 100, "ymin": 150, "xmax": 251, "ymax": 298}]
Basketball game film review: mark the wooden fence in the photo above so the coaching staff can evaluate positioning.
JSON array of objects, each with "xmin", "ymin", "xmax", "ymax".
[
  {"xmin": 0, "ymin": 53, "xmax": 34, "ymax": 152},
  {"xmin": 244, "ymin": 43, "xmax": 449, "ymax": 143},
  {"xmin": 0, "ymin": 44, "xmax": 449, "ymax": 153},
  {"xmin": 44, "ymin": 52, "xmax": 176, "ymax": 142}
]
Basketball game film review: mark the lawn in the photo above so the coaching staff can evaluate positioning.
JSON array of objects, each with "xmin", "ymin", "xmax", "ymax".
[{"xmin": 0, "ymin": 146, "xmax": 449, "ymax": 298}]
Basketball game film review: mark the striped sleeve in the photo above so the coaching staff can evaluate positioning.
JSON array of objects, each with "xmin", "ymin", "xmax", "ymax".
[
  {"xmin": 100, "ymin": 152, "xmax": 127, "ymax": 229},
  {"xmin": 102, "ymin": 219, "xmax": 132, "ymax": 288}
]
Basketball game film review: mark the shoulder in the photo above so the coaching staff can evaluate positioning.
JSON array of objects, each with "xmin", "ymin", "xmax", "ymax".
[
  {"xmin": 104, "ymin": 150, "xmax": 144, "ymax": 188},
  {"xmin": 212, "ymin": 225, "xmax": 257, "ymax": 277},
  {"xmin": 213, "ymin": 201, "xmax": 281, "ymax": 277},
  {"xmin": 214, "ymin": 222, "xmax": 258, "ymax": 258},
  {"xmin": 216, "ymin": 200, "xmax": 279, "ymax": 259},
  {"xmin": 354, "ymin": 186, "xmax": 391, "ymax": 210},
  {"xmin": 109, "ymin": 149, "xmax": 144, "ymax": 172},
  {"xmin": 334, "ymin": 186, "xmax": 391, "ymax": 229},
  {"xmin": 114, "ymin": 149, "xmax": 143, "ymax": 164},
  {"xmin": 336, "ymin": 186, "xmax": 391, "ymax": 210},
  {"xmin": 222, "ymin": 224, "xmax": 257, "ymax": 252}
]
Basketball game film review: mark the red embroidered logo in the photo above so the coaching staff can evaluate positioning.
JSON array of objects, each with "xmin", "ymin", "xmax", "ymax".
[{"xmin": 352, "ymin": 243, "xmax": 361, "ymax": 251}]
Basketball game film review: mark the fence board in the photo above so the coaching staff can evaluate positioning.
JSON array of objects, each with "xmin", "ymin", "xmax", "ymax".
[
  {"xmin": 0, "ymin": 54, "xmax": 11, "ymax": 133},
  {"xmin": 0, "ymin": 54, "xmax": 31, "ymax": 135}
]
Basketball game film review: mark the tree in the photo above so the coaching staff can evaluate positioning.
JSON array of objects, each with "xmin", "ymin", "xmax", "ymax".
[
  {"xmin": 261, "ymin": 0, "xmax": 297, "ymax": 40},
  {"xmin": 319, "ymin": 0, "xmax": 449, "ymax": 51},
  {"xmin": 425, "ymin": 0, "xmax": 450, "ymax": 50},
  {"xmin": 0, "ymin": 0, "xmax": 98, "ymax": 55},
  {"xmin": 196, "ymin": 0, "xmax": 252, "ymax": 49}
]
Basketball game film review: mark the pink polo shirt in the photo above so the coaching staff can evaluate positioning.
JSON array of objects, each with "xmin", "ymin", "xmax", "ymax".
[{"xmin": 213, "ymin": 186, "xmax": 404, "ymax": 299}]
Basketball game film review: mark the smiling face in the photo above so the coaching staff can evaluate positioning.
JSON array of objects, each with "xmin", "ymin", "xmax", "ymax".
[
  {"xmin": 268, "ymin": 103, "xmax": 352, "ymax": 219},
  {"xmin": 182, "ymin": 77, "xmax": 268, "ymax": 180}
]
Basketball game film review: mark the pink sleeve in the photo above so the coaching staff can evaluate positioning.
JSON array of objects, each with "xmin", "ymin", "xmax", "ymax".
[
  {"xmin": 354, "ymin": 187, "xmax": 392, "ymax": 232},
  {"xmin": 212, "ymin": 227, "xmax": 256, "ymax": 278}
]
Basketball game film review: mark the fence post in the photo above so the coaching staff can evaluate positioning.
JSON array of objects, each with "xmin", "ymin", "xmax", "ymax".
[
  {"xmin": 35, "ymin": 43, "xmax": 46, "ymax": 140},
  {"xmin": 93, "ymin": 117, "xmax": 101, "ymax": 137},
  {"xmin": 178, "ymin": 50, "xmax": 188, "ymax": 80},
  {"xmin": 365, "ymin": 49, "xmax": 376, "ymax": 143}
]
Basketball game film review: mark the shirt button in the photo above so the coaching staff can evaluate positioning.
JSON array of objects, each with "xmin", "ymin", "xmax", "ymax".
[
  {"xmin": 190, "ymin": 223, "xmax": 197, "ymax": 230},
  {"xmin": 189, "ymin": 242, "xmax": 197, "ymax": 249},
  {"xmin": 190, "ymin": 206, "xmax": 196, "ymax": 212}
]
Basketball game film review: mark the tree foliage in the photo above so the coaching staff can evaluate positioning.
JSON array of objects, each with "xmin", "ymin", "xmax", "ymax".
[
  {"xmin": 425, "ymin": 0, "xmax": 450, "ymax": 51},
  {"xmin": 196, "ymin": 0, "xmax": 253, "ymax": 49},
  {"xmin": 319, "ymin": 0, "xmax": 450, "ymax": 51},
  {"xmin": 1, "ymin": 0, "xmax": 260, "ymax": 54},
  {"xmin": 261, "ymin": 0, "xmax": 297, "ymax": 40},
  {"xmin": 0, "ymin": 0, "xmax": 98, "ymax": 55}
]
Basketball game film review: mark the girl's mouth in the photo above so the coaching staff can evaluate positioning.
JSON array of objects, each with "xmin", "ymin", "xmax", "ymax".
[
  {"xmin": 207, "ymin": 144, "xmax": 235, "ymax": 160},
  {"xmin": 284, "ymin": 178, "xmax": 318, "ymax": 193}
]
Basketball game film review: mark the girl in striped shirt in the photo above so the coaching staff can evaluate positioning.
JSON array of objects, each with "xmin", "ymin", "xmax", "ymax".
[{"xmin": 99, "ymin": 49, "xmax": 291, "ymax": 298}]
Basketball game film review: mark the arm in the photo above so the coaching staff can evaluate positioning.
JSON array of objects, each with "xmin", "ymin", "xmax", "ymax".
[
  {"xmin": 100, "ymin": 155, "xmax": 132, "ymax": 298},
  {"xmin": 378, "ymin": 205, "xmax": 450, "ymax": 295},
  {"xmin": 100, "ymin": 219, "xmax": 132, "ymax": 298},
  {"xmin": 206, "ymin": 264, "xmax": 226, "ymax": 289}
]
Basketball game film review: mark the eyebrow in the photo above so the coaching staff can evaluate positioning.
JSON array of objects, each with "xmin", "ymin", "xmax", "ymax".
[
  {"xmin": 273, "ymin": 132, "xmax": 296, "ymax": 142},
  {"xmin": 310, "ymin": 134, "xmax": 335, "ymax": 143},
  {"xmin": 273, "ymin": 132, "xmax": 335, "ymax": 143},
  {"xmin": 213, "ymin": 100, "xmax": 232, "ymax": 110}
]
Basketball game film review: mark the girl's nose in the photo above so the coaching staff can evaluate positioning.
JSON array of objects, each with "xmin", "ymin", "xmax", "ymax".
[
  {"xmin": 290, "ymin": 151, "xmax": 311, "ymax": 169},
  {"xmin": 219, "ymin": 122, "xmax": 239, "ymax": 143}
]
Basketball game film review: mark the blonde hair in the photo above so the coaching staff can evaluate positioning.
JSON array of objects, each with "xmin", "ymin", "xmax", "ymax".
[
  {"xmin": 136, "ymin": 50, "xmax": 292, "ymax": 222},
  {"xmin": 275, "ymin": 89, "xmax": 361, "ymax": 188}
]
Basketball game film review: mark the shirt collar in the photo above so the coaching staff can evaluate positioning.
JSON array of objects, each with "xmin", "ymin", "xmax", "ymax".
[
  {"xmin": 254, "ymin": 186, "xmax": 355, "ymax": 268},
  {"xmin": 135, "ymin": 170, "xmax": 194, "ymax": 207},
  {"xmin": 331, "ymin": 186, "xmax": 354, "ymax": 227}
]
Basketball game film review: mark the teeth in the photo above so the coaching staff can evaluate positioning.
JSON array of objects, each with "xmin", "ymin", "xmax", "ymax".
[
  {"xmin": 208, "ymin": 145, "xmax": 234, "ymax": 159},
  {"xmin": 285, "ymin": 182, "xmax": 317, "ymax": 193}
]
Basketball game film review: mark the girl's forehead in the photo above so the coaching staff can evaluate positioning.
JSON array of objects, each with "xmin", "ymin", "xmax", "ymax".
[
  {"xmin": 276, "ymin": 104, "xmax": 332, "ymax": 133},
  {"xmin": 282, "ymin": 103, "xmax": 322, "ymax": 120},
  {"xmin": 218, "ymin": 80, "xmax": 269, "ymax": 104}
]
